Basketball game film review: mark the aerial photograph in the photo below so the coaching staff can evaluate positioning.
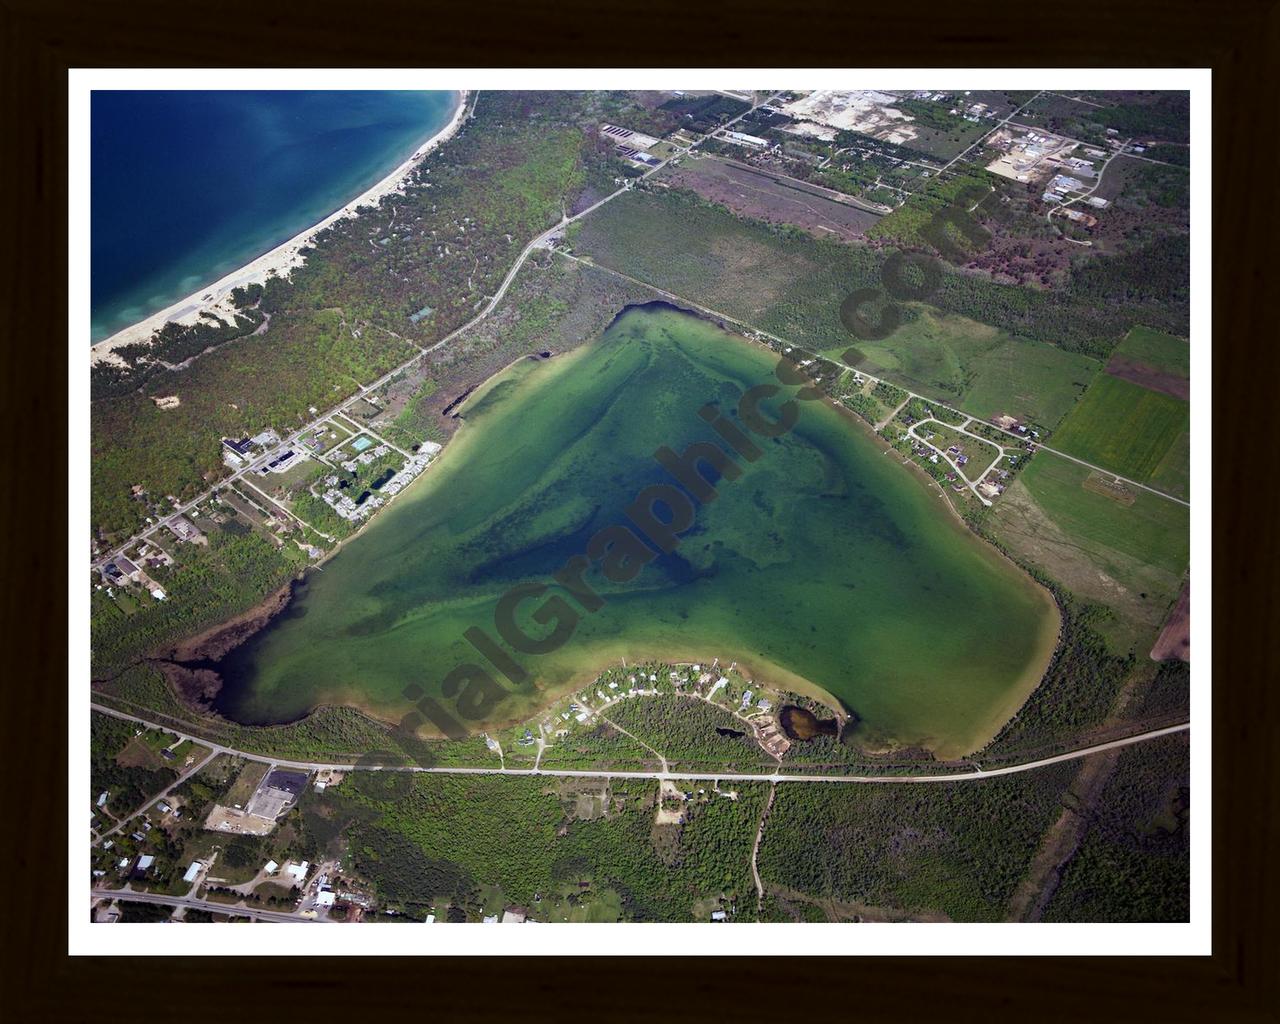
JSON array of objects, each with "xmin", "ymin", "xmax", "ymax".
[{"xmin": 81, "ymin": 80, "xmax": 1196, "ymax": 935}]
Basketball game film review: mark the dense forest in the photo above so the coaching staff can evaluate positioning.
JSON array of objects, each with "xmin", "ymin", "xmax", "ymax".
[
  {"xmin": 1043, "ymin": 735, "xmax": 1190, "ymax": 921},
  {"xmin": 301, "ymin": 773, "xmax": 768, "ymax": 921},
  {"xmin": 757, "ymin": 762, "xmax": 1076, "ymax": 921}
]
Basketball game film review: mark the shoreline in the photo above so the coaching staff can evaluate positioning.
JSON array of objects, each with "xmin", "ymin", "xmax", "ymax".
[
  {"xmin": 139, "ymin": 311, "xmax": 1063, "ymax": 758},
  {"xmin": 90, "ymin": 89, "xmax": 469, "ymax": 365}
]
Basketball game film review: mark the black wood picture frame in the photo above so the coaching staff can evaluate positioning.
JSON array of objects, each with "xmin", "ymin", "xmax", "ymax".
[{"xmin": 3, "ymin": 0, "xmax": 1274, "ymax": 1018}]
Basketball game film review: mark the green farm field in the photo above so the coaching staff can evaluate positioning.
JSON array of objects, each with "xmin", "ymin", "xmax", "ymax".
[
  {"xmin": 989, "ymin": 454, "xmax": 1189, "ymax": 653},
  {"xmin": 829, "ymin": 308, "xmax": 1100, "ymax": 429},
  {"xmin": 1149, "ymin": 431, "xmax": 1191, "ymax": 500},
  {"xmin": 1112, "ymin": 326, "xmax": 1190, "ymax": 378},
  {"xmin": 1050, "ymin": 375, "xmax": 1189, "ymax": 488}
]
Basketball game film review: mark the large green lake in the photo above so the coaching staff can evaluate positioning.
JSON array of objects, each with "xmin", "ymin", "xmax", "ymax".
[{"xmin": 217, "ymin": 305, "xmax": 1058, "ymax": 756}]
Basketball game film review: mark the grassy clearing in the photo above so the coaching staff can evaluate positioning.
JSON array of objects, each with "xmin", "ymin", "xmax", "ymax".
[
  {"xmin": 1148, "ymin": 430, "xmax": 1191, "ymax": 500},
  {"xmin": 1014, "ymin": 457, "xmax": 1188, "ymax": 575},
  {"xmin": 315, "ymin": 773, "xmax": 768, "ymax": 922},
  {"xmin": 957, "ymin": 332, "xmax": 1101, "ymax": 429},
  {"xmin": 1112, "ymin": 326, "xmax": 1190, "ymax": 378},
  {"xmin": 987, "ymin": 454, "xmax": 1188, "ymax": 653},
  {"xmin": 1050, "ymin": 374, "xmax": 1189, "ymax": 484},
  {"xmin": 220, "ymin": 762, "xmax": 269, "ymax": 809}
]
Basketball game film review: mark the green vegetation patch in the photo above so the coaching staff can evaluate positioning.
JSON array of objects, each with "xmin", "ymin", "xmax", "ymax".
[
  {"xmin": 604, "ymin": 696, "xmax": 772, "ymax": 771},
  {"xmin": 91, "ymin": 713, "xmax": 179, "ymax": 817},
  {"xmin": 572, "ymin": 189, "xmax": 1186, "ymax": 373},
  {"xmin": 1012, "ymin": 456, "xmax": 1187, "ymax": 576},
  {"xmin": 757, "ymin": 761, "xmax": 1076, "ymax": 921},
  {"xmin": 987, "ymin": 454, "xmax": 1188, "ymax": 655},
  {"xmin": 1148, "ymin": 430, "xmax": 1191, "ymax": 503},
  {"xmin": 310, "ymin": 773, "xmax": 767, "ymax": 921},
  {"xmin": 831, "ymin": 308, "xmax": 1101, "ymax": 431},
  {"xmin": 866, "ymin": 170, "xmax": 993, "ymax": 251},
  {"xmin": 1111, "ymin": 326, "xmax": 1190, "ymax": 379},
  {"xmin": 1050, "ymin": 375, "xmax": 1189, "ymax": 484},
  {"xmin": 1044, "ymin": 735, "xmax": 1190, "ymax": 922}
]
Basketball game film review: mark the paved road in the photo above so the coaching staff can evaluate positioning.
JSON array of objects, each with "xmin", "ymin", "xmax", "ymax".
[
  {"xmin": 89, "ymin": 712, "xmax": 1187, "ymax": 924},
  {"xmin": 91, "ymin": 701, "xmax": 1188, "ymax": 785},
  {"xmin": 906, "ymin": 419, "xmax": 995, "ymax": 505},
  {"xmin": 91, "ymin": 887, "xmax": 324, "ymax": 924}
]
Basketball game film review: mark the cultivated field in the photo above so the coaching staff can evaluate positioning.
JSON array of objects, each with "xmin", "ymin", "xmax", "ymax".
[
  {"xmin": 828, "ymin": 308, "xmax": 1101, "ymax": 429},
  {"xmin": 1050, "ymin": 374, "xmax": 1189, "ymax": 487},
  {"xmin": 1106, "ymin": 325, "xmax": 1190, "ymax": 399}
]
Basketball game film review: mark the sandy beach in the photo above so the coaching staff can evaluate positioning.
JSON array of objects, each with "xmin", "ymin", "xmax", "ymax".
[{"xmin": 91, "ymin": 89, "xmax": 469, "ymax": 366}]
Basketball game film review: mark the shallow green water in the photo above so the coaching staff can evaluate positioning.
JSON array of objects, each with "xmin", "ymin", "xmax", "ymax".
[{"xmin": 218, "ymin": 306, "xmax": 1057, "ymax": 755}]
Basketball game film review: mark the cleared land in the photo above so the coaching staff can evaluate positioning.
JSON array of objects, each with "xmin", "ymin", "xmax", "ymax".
[
  {"xmin": 830, "ymin": 308, "xmax": 1100, "ymax": 429},
  {"xmin": 1150, "ymin": 582, "xmax": 1190, "ymax": 663},
  {"xmin": 1111, "ymin": 326, "xmax": 1190, "ymax": 378},
  {"xmin": 1050, "ymin": 374, "xmax": 1189, "ymax": 489},
  {"xmin": 1107, "ymin": 358, "xmax": 1189, "ymax": 401},
  {"xmin": 988, "ymin": 454, "xmax": 1189, "ymax": 654},
  {"xmin": 662, "ymin": 157, "xmax": 883, "ymax": 241}
]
